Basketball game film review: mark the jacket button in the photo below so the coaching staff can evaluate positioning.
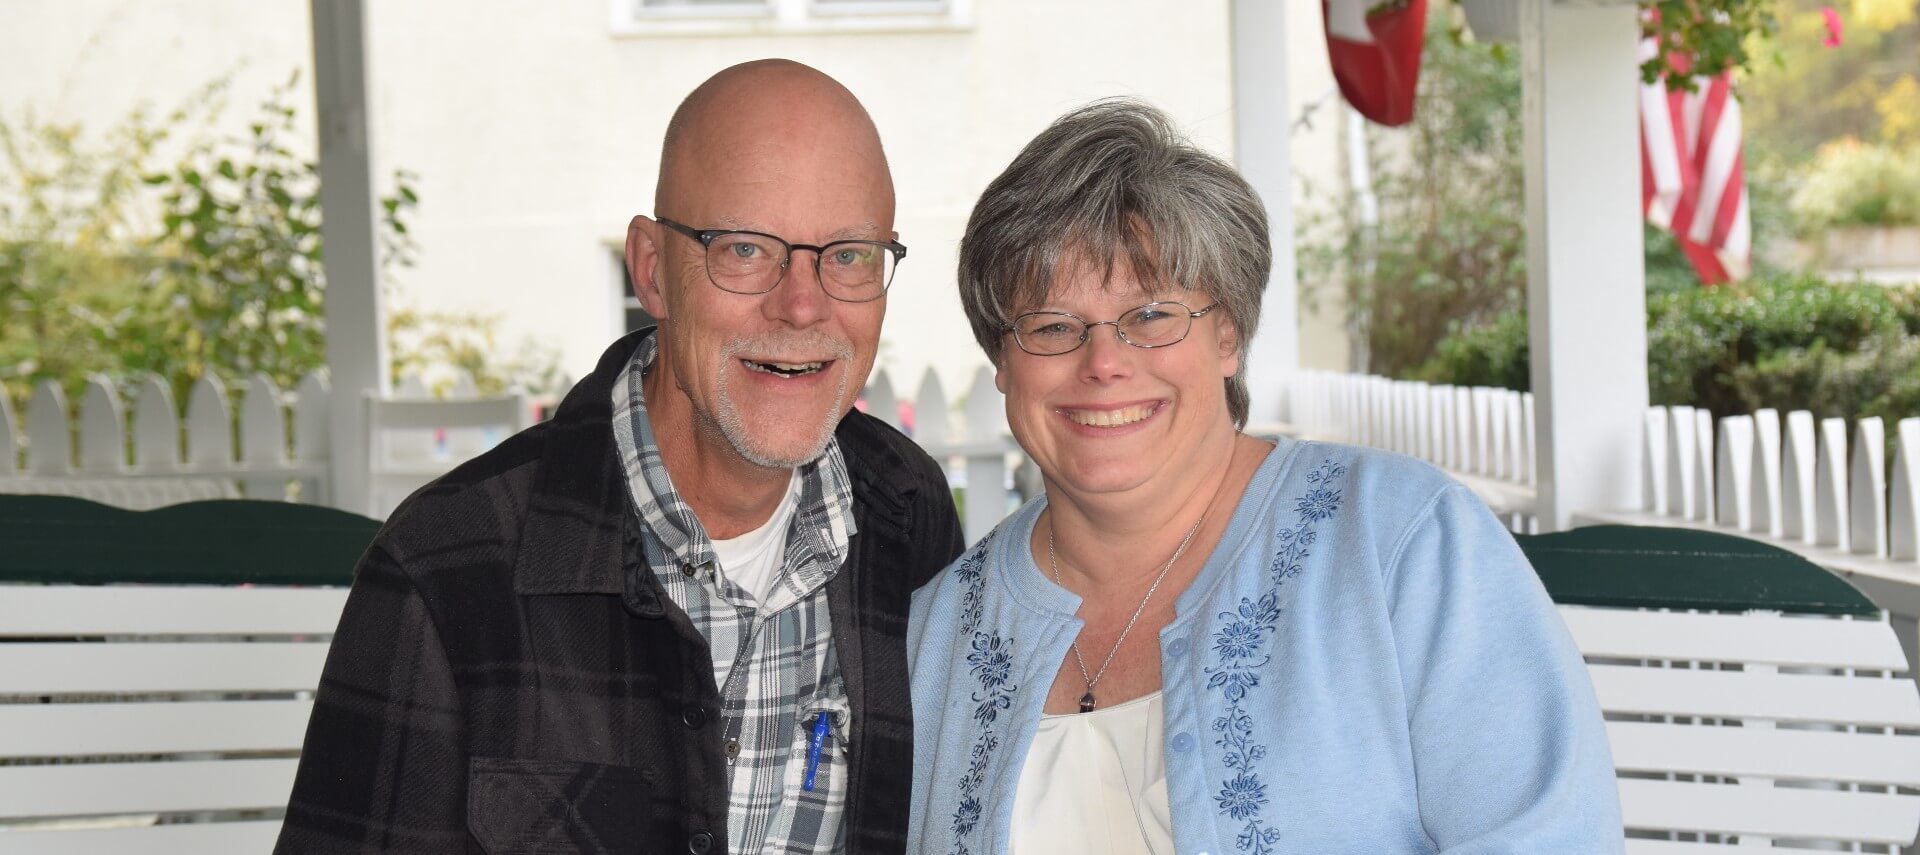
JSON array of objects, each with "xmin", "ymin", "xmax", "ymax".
[
  {"xmin": 1170, "ymin": 732, "xmax": 1195, "ymax": 752},
  {"xmin": 1165, "ymin": 637, "xmax": 1190, "ymax": 659},
  {"xmin": 688, "ymin": 830, "xmax": 714, "ymax": 854},
  {"xmin": 682, "ymin": 706, "xmax": 707, "ymax": 729}
]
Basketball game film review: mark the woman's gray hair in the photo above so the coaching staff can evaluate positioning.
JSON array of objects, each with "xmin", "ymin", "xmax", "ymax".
[{"xmin": 957, "ymin": 98, "xmax": 1272, "ymax": 427}]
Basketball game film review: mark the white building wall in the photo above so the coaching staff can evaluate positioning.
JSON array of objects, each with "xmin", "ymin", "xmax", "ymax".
[{"xmin": 4, "ymin": 1, "xmax": 1348, "ymax": 395}]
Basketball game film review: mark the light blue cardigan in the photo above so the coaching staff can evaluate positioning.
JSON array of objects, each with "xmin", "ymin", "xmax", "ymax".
[{"xmin": 906, "ymin": 439, "xmax": 1622, "ymax": 854}]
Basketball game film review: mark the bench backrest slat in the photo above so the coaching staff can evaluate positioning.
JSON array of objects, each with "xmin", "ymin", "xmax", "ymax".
[
  {"xmin": 0, "ymin": 758, "xmax": 298, "ymax": 820},
  {"xmin": 1606, "ymin": 720, "xmax": 1920, "ymax": 788},
  {"xmin": 0, "ymin": 820, "xmax": 285, "ymax": 855},
  {"xmin": 1585, "ymin": 661, "xmax": 1920, "ymax": 729},
  {"xmin": 0, "ymin": 700, "xmax": 314, "ymax": 759},
  {"xmin": 0, "ymin": 642, "xmax": 331, "ymax": 695},
  {"xmin": 1559, "ymin": 606, "xmax": 1910, "ymax": 671},
  {"xmin": 1617, "ymin": 777, "xmax": 1920, "ymax": 846},
  {"xmin": 0, "ymin": 587, "xmax": 349, "ymax": 637}
]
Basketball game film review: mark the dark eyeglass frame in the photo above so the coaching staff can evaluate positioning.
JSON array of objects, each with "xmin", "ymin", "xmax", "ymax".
[
  {"xmin": 1006, "ymin": 301, "xmax": 1218, "ymax": 357},
  {"xmin": 655, "ymin": 216, "xmax": 907, "ymax": 304}
]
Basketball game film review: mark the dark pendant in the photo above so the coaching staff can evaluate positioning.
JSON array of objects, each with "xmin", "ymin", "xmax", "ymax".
[{"xmin": 1079, "ymin": 692, "xmax": 1097, "ymax": 713}]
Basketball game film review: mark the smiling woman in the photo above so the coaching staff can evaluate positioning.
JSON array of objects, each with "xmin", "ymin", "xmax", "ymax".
[{"xmin": 904, "ymin": 99, "xmax": 1625, "ymax": 855}]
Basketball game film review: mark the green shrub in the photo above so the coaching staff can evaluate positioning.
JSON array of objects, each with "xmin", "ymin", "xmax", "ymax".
[
  {"xmin": 1412, "ymin": 275, "xmax": 1920, "ymax": 425},
  {"xmin": 1409, "ymin": 309, "xmax": 1531, "ymax": 392},
  {"xmin": 1646, "ymin": 274, "xmax": 1920, "ymax": 414},
  {"xmin": 1727, "ymin": 335, "xmax": 1920, "ymax": 420},
  {"xmin": 1789, "ymin": 138, "xmax": 1920, "ymax": 229}
]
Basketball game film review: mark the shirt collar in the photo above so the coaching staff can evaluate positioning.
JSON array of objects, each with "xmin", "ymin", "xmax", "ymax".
[{"xmin": 609, "ymin": 331, "xmax": 857, "ymax": 579}]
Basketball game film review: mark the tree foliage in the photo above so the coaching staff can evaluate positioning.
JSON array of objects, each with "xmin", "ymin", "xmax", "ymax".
[
  {"xmin": 1742, "ymin": 0, "xmax": 1920, "ymax": 161},
  {"xmin": 1641, "ymin": 0, "xmax": 1783, "ymax": 88},
  {"xmin": 1298, "ymin": 12, "xmax": 1526, "ymax": 378},
  {"xmin": 1, "ymin": 75, "xmax": 559, "ymax": 425}
]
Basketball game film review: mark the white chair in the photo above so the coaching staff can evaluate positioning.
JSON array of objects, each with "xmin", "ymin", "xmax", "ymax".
[
  {"xmin": 0, "ymin": 496, "xmax": 372, "ymax": 853},
  {"xmin": 1525, "ymin": 524, "xmax": 1920, "ymax": 851}
]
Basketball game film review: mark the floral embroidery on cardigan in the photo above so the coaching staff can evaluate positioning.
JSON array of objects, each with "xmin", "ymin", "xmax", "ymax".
[
  {"xmin": 1203, "ymin": 456, "xmax": 1349, "ymax": 854},
  {"xmin": 949, "ymin": 534, "xmax": 1013, "ymax": 855}
]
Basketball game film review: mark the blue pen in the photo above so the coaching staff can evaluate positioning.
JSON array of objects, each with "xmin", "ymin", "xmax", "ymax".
[{"xmin": 803, "ymin": 711, "xmax": 831, "ymax": 792}]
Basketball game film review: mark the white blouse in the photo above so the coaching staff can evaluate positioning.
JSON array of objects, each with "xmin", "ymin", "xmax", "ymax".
[{"xmin": 1007, "ymin": 691, "xmax": 1174, "ymax": 855}]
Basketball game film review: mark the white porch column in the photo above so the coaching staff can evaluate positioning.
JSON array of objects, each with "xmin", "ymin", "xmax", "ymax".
[
  {"xmin": 1522, "ymin": 0, "xmax": 1648, "ymax": 531},
  {"xmin": 1231, "ymin": 0, "xmax": 1300, "ymax": 423},
  {"xmin": 312, "ymin": 0, "xmax": 387, "ymax": 515}
]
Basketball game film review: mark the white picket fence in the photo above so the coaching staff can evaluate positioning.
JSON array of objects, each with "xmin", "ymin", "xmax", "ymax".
[
  {"xmin": 0, "ymin": 365, "xmax": 1020, "ymax": 539},
  {"xmin": 21, "ymin": 360, "xmax": 1910, "ymax": 567},
  {"xmin": 1640, "ymin": 406, "xmax": 1920, "ymax": 566},
  {"xmin": 0, "ymin": 371, "xmax": 528, "ymax": 513},
  {"xmin": 861, "ymin": 365, "xmax": 1021, "ymax": 544},
  {"xmin": 1276, "ymin": 370, "xmax": 1920, "ymax": 565},
  {"xmin": 1275, "ymin": 369, "xmax": 1920, "ymax": 667},
  {"xmin": 1279, "ymin": 370, "xmax": 1540, "ymax": 530},
  {"xmin": 0, "ymin": 372, "xmax": 332, "ymax": 510}
]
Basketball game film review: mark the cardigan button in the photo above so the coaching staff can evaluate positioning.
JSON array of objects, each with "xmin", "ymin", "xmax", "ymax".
[
  {"xmin": 687, "ymin": 830, "xmax": 714, "ymax": 854},
  {"xmin": 1170, "ymin": 732, "xmax": 1195, "ymax": 752},
  {"xmin": 1165, "ymin": 638, "xmax": 1190, "ymax": 659},
  {"xmin": 682, "ymin": 706, "xmax": 707, "ymax": 729}
]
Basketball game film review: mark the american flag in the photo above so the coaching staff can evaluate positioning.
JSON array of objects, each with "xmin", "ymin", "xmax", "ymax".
[{"xmin": 1640, "ymin": 38, "xmax": 1752, "ymax": 284}]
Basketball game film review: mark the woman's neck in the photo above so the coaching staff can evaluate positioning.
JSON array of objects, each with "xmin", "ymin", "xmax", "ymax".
[{"xmin": 1039, "ymin": 428, "xmax": 1265, "ymax": 595}]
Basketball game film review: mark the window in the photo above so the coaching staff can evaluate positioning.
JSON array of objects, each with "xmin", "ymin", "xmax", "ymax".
[
  {"xmin": 635, "ymin": 0, "xmax": 770, "ymax": 17},
  {"xmin": 615, "ymin": 0, "xmax": 969, "ymax": 36}
]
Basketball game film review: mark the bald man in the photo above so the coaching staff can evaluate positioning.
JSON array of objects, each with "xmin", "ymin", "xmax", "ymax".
[{"xmin": 275, "ymin": 61, "xmax": 964, "ymax": 855}]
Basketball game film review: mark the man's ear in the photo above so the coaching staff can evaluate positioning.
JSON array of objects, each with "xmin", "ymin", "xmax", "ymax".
[{"xmin": 626, "ymin": 215, "xmax": 670, "ymax": 320}]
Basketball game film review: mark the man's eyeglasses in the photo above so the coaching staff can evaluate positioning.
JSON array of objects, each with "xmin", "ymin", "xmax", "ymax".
[
  {"xmin": 1007, "ymin": 301, "xmax": 1218, "ymax": 357},
  {"xmin": 656, "ymin": 217, "xmax": 906, "ymax": 303}
]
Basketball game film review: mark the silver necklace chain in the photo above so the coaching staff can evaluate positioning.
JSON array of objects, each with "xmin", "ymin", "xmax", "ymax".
[{"xmin": 1048, "ymin": 513, "xmax": 1205, "ymax": 712}]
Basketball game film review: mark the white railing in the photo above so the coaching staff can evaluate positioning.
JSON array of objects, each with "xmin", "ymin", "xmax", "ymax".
[
  {"xmin": 1614, "ymin": 406, "xmax": 1920, "ymax": 671},
  {"xmin": 0, "ymin": 364, "xmax": 1020, "ymax": 538},
  {"xmin": 1637, "ymin": 406, "xmax": 1920, "ymax": 566},
  {"xmin": 1272, "ymin": 370, "xmax": 1920, "ymax": 658},
  {"xmin": 0, "ymin": 372, "xmax": 332, "ymax": 509},
  {"xmin": 862, "ymin": 365, "xmax": 1021, "ymax": 544},
  {"xmin": 0, "ymin": 371, "xmax": 529, "ymax": 513},
  {"xmin": 1278, "ymin": 370, "xmax": 1539, "ymax": 530}
]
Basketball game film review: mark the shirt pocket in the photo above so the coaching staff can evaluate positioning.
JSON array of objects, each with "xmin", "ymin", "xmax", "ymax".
[
  {"xmin": 764, "ymin": 678, "xmax": 853, "ymax": 851},
  {"xmin": 466, "ymin": 756, "xmax": 659, "ymax": 855},
  {"xmin": 790, "ymin": 691, "xmax": 851, "ymax": 791}
]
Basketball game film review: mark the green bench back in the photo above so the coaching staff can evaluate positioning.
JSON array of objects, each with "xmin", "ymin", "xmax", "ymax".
[
  {"xmin": 0, "ymin": 495, "xmax": 379, "ymax": 586},
  {"xmin": 1518, "ymin": 524, "xmax": 1880, "ymax": 617}
]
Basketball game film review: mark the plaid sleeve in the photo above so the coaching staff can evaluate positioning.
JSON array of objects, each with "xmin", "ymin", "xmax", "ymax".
[{"xmin": 275, "ymin": 544, "xmax": 470, "ymax": 854}]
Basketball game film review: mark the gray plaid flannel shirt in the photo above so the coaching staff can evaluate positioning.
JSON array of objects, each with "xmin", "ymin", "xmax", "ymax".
[{"xmin": 611, "ymin": 334, "xmax": 854, "ymax": 855}]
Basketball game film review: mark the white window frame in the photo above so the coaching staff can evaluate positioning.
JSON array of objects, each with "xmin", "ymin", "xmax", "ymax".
[{"xmin": 612, "ymin": 0, "xmax": 970, "ymax": 37}]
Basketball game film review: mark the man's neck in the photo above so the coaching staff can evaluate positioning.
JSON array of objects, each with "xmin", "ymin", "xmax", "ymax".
[{"xmin": 641, "ymin": 357, "xmax": 798, "ymax": 541}]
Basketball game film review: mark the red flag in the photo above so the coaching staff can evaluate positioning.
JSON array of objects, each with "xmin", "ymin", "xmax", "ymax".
[
  {"xmin": 1640, "ymin": 39, "xmax": 1751, "ymax": 285},
  {"xmin": 1323, "ymin": 0, "xmax": 1428, "ymax": 127}
]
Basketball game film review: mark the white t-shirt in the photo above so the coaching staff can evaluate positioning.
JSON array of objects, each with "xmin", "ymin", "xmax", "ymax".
[
  {"xmin": 710, "ymin": 471, "xmax": 800, "ymax": 606},
  {"xmin": 1008, "ymin": 690, "xmax": 1173, "ymax": 855}
]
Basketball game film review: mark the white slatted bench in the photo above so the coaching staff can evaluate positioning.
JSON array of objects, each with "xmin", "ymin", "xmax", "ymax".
[
  {"xmin": 0, "ymin": 496, "xmax": 376, "ymax": 854},
  {"xmin": 1523, "ymin": 525, "xmax": 1920, "ymax": 852}
]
